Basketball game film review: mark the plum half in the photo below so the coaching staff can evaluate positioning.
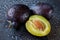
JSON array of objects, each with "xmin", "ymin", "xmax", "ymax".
[
  {"xmin": 7, "ymin": 4, "xmax": 31, "ymax": 24},
  {"xmin": 30, "ymin": 2, "xmax": 53, "ymax": 19},
  {"xmin": 25, "ymin": 15, "xmax": 51, "ymax": 37}
]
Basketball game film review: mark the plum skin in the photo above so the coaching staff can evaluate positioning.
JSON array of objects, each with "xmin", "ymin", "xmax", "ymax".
[
  {"xmin": 7, "ymin": 4, "xmax": 31, "ymax": 24},
  {"xmin": 25, "ymin": 15, "xmax": 51, "ymax": 37},
  {"xmin": 7, "ymin": 4, "xmax": 32, "ymax": 29},
  {"xmin": 30, "ymin": 2, "xmax": 53, "ymax": 19}
]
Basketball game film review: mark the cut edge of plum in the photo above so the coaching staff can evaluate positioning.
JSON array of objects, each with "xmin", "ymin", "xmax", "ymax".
[{"xmin": 30, "ymin": 20, "xmax": 46, "ymax": 31}]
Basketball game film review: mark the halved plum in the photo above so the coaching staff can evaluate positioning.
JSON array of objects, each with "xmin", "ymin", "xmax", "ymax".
[{"xmin": 25, "ymin": 15, "xmax": 51, "ymax": 37}]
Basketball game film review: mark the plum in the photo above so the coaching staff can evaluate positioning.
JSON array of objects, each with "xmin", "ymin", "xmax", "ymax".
[
  {"xmin": 7, "ymin": 4, "xmax": 31, "ymax": 23},
  {"xmin": 25, "ymin": 15, "xmax": 51, "ymax": 37},
  {"xmin": 30, "ymin": 2, "xmax": 53, "ymax": 19},
  {"xmin": 7, "ymin": 4, "xmax": 32, "ymax": 29}
]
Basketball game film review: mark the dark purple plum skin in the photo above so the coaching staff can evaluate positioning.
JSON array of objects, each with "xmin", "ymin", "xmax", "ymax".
[
  {"xmin": 7, "ymin": 4, "xmax": 31, "ymax": 24},
  {"xmin": 12, "ymin": 22, "xmax": 20, "ymax": 30},
  {"xmin": 30, "ymin": 2, "xmax": 53, "ymax": 19}
]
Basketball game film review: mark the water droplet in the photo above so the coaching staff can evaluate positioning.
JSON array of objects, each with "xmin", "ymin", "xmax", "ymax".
[
  {"xmin": 15, "ymin": 36, "xmax": 18, "ymax": 40},
  {"xmin": 12, "ymin": 36, "xmax": 15, "ymax": 39}
]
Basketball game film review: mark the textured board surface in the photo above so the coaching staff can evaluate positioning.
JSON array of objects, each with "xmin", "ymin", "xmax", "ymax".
[{"xmin": 0, "ymin": 0, "xmax": 60, "ymax": 40}]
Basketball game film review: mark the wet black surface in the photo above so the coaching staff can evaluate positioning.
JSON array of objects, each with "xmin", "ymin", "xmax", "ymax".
[{"xmin": 0, "ymin": 0, "xmax": 60, "ymax": 40}]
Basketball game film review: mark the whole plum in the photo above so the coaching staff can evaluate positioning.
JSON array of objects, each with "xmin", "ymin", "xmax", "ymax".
[
  {"xmin": 30, "ymin": 2, "xmax": 53, "ymax": 19},
  {"xmin": 7, "ymin": 4, "xmax": 31, "ymax": 23}
]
